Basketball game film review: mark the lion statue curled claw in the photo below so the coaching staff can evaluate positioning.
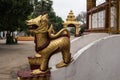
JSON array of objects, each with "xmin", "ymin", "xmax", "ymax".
[{"xmin": 26, "ymin": 14, "xmax": 71, "ymax": 74}]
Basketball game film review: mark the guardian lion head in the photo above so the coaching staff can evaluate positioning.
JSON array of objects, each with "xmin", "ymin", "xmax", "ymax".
[{"xmin": 26, "ymin": 14, "xmax": 48, "ymax": 33}]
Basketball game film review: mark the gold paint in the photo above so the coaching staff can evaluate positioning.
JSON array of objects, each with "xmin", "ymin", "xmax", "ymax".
[
  {"xmin": 48, "ymin": 24, "xmax": 55, "ymax": 34},
  {"xmin": 63, "ymin": 10, "xmax": 80, "ymax": 36},
  {"xmin": 17, "ymin": 77, "xmax": 21, "ymax": 80},
  {"xmin": 32, "ymin": 77, "xmax": 37, "ymax": 80},
  {"xmin": 26, "ymin": 14, "xmax": 71, "ymax": 74},
  {"xmin": 35, "ymin": 53, "xmax": 41, "ymax": 57}
]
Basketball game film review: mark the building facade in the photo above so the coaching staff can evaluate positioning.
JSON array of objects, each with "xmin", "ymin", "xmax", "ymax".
[{"xmin": 86, "ymin": 0, "xmax": 120, "ymax": 33}]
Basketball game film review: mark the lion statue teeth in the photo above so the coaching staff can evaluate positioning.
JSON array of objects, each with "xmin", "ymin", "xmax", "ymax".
[{"xmin": 26, "ymin": 14, "xmax": 71, "ymax": 74}]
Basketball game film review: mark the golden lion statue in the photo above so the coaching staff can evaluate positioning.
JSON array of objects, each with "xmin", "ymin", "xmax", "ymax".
[{"xmin": 26, "ymin": 14, "xmax": 71, "ymax": 74}]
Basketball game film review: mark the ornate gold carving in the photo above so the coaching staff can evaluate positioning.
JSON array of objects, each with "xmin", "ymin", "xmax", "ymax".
[
  {"xmin": 66, "ymin": 10, "xmax": 76, "ymax": 21},
  {"xmin": 26, "ymin": 14, "xmax": 71, "ymax": 74},
  {"xmin": 63, "ymin": 10, "xmax": 80, "ymax": 36}
]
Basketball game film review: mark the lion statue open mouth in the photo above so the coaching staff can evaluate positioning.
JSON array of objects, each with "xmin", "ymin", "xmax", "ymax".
[{"xmin": 26, "ymin": 14, "xmax": 71, "ymax": 74}]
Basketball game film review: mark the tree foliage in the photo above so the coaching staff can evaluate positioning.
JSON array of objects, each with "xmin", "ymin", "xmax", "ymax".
[
  {"xmin": 33, "ymin": 0, "xmax": 63, "ymax": 32},
  {"xmin": 76, "ymin": 12, "xmax": 86, "ymax": 24},
  {"xmin": 0, "ymin": 0, "xmax": 33, "ymax": 32},
  {"xmin": 76, "ymin": 12, "xmax": 87, "ymax": 35},
  {"xmin": 33, "ymin": 0, "xmax": 53, "ymax": 17},
  {"xmin": 70, "ymin": 27, "xmax": 75, "ymax": 35},
  {"xmin": 48, "ymin": 12, "xmax": 64, "ymax": 32},
  {"xmin": 0, "ymin": 0, "xmax": 33, "ymax": 44}
]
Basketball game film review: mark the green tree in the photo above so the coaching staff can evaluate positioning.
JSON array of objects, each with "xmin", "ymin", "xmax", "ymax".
[
  {"xmin": 0, "ymin": 0, "xmax": 33, "ymax": 44},
  {"xmin": 33, "ymin": 0, "xmax": 64, "ymax": 32},
  {"xmin": 79, "ymin": 23, "xmax": 86, "ymax": 35},
  {"xmin": 48, "ymin": 12, "xmax": 63, "ymax": 32},
  {"xmin": 53, "ymin": 16, "xmax": 64, "ymax": 32},
  {"xmin": 70, "ymin": 27, "xmax": 75, "ymax": 35},
  {"xmin": 33, "ymin": 0, "xmax": 53, "ymax": 17}
]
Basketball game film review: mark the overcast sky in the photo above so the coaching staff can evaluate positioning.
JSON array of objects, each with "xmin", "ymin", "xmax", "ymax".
[{"xmin": 52, "ymin": 0, "xmax": 86, "ymax": 21}]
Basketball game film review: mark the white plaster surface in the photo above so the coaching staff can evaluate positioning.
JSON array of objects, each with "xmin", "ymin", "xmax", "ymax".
[{"xmin": 51, "ymin": 35, "xmax": 120, "ymax": 80}]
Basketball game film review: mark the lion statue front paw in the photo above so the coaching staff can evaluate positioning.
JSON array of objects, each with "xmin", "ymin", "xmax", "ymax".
[
  {"xmin": 56, "ymin": 61, "xmax": 68, "ymax": 68},
  {"xmin": 32, "ymin": 69, "xmax": 45, "ymax": 74},
  {"xmin": 35, "ymin": 53, "xmax": 41, "ymax": 57}
]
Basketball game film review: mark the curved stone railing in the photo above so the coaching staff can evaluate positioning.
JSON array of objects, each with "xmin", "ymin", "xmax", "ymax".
[{"xmin": 51, "ymin": 35, "xmax": 120, "ymax": 80}]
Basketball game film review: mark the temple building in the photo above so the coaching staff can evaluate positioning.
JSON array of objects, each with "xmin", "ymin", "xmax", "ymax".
[{"xmin": 86, "ymin": 0, "xmax": 120, "ymax": 33}]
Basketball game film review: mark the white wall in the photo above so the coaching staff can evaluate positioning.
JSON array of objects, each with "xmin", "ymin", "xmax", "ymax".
[{"xmin": 51, "ymin": 35, "xmax": 120, "ymax": 80}]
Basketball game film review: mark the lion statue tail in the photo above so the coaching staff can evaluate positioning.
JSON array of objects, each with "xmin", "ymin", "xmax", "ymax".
[{"xmin": 48, "ymin": 27, "xmax": 70, "ymax": 39}]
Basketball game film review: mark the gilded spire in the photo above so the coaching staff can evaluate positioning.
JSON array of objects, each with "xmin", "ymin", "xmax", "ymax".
[{"xmin": 66, "ymin": 10, "xmax": 76, "ymax": 21}]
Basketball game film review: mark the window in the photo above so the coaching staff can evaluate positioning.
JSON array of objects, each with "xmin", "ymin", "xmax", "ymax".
[
  {"xmin": 89, "ymin": 10, "xmax": 105, "ymax": 29},
  {"xmin": 96, "ymin": 0, "xmax": 105, "ymax": 6}
]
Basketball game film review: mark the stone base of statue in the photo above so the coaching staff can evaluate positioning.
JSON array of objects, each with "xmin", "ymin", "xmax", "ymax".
[
  {"xmin": 17, "ymin": 69, "xmax": 51, "ymax": 80},
  {"xmin": 17, "ymin": 56, "xmax": 51, "ymax": 80}
]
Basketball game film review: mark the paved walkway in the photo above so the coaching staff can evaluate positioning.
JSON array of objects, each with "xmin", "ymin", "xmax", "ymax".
[
  {"xmin": 0, "ymin": 33, "xmax": 110, "ymax": 80},
  {"xmin": 49, "ymin": 33, "xmax": 109, "ymax": 67}
]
